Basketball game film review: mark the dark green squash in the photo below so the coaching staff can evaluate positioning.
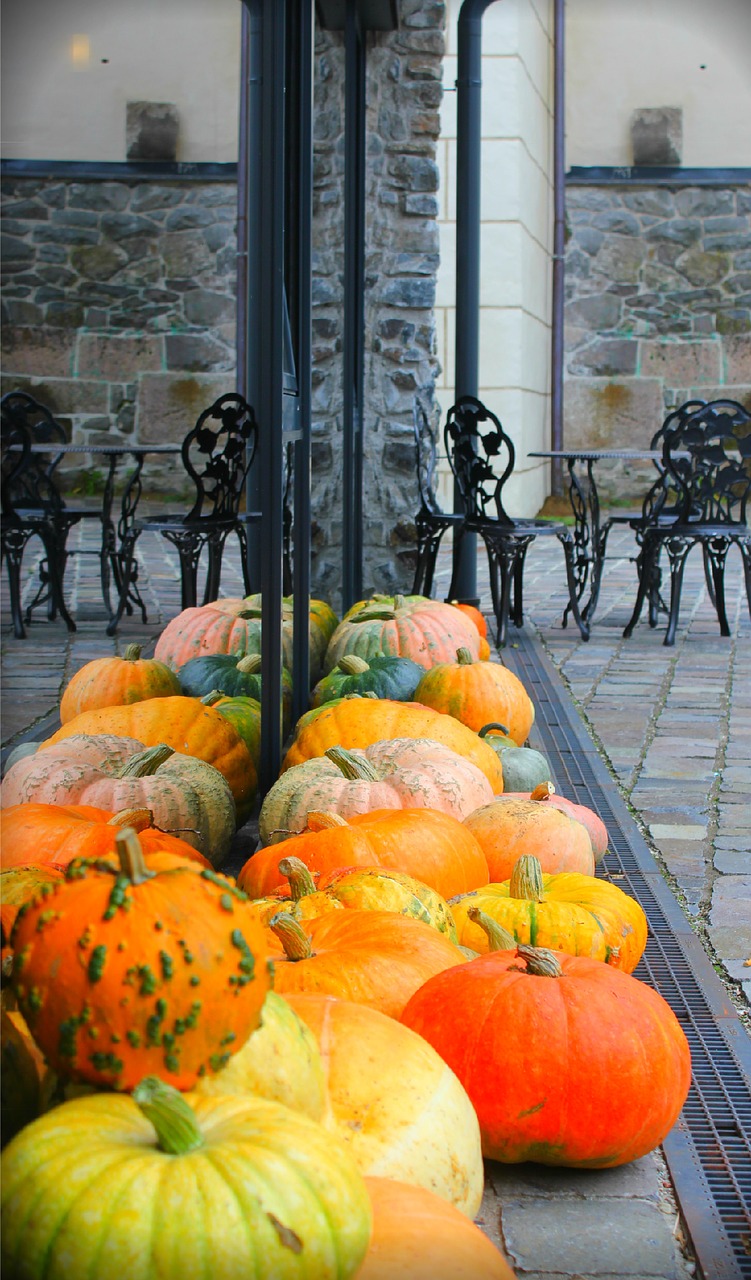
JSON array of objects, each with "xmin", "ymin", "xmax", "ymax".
[
  {"xmin": 478, "ymin": 723, "xmax": 552, "ymax": 793},
  {"xmin": 180, "ymin": 654, "xmax": 292, "ymax": 733},
  {"xmin": 310, "ymin": 654, "xmax": 424, "ymax": 708}
]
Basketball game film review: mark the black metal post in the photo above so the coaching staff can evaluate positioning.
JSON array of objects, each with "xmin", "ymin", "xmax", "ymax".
[
  {"xmin": 550, "ymin": 0, "xmax": 565, "ymax": 498},
  {"xmin": 341, "ymin": 4, "xmax": 366, "ymax": 611},
  {"xmin": 242, "ymin": 2, "xmax": 264, "ymax": 592},
  {"xmin": 453, "ymin": 0, "xmax": 498, "ymax": 604},
  {"xmin": 244, "ymin": 0, "xmax": 287, "ymax": 795}
]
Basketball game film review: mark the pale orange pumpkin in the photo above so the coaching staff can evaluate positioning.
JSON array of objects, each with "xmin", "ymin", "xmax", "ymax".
[
  {"xmin": 60, "ymin": 645, "xmax": 181, "ymax": 723},
  {"xmin": 414, "ymin": 648, "xmax": 535, "ymax": 742},
  {"xmin": 464, "ymin": 793, "xmax": 595, "ymax": 880}
]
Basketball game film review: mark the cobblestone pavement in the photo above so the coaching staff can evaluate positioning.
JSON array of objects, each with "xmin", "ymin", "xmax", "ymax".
[{"xmin": 1, "ymin": 515, "xmax": 748, "ymax": 1280}]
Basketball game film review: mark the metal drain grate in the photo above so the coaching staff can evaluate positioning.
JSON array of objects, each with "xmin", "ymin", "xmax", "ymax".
[{"xmin": 501, "ymin": 629, "xmax": 751, "ymax": 1280}]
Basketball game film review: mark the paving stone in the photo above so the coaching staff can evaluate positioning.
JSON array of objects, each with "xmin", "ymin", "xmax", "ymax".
[{"xmin": 500, "ymin": 1198, "xmax": 685, "ymax": 1278}]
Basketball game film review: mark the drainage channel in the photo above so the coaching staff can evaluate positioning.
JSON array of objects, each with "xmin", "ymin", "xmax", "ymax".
[{"xmin": 501, "ymin": 627, "xmax": 751, "ymax": 1280}]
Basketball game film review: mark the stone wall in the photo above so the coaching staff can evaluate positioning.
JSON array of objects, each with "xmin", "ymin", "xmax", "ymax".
[{"xmin": 564, "ymin": 181, "xmax": 751, "ymax": 500}]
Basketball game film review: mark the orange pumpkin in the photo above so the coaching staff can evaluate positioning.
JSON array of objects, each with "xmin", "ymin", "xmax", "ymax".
[
  {"xmin": 448, "ymin": 600, "xmax": 488, "ymax": 638},
  {"xmin": 504, "ymin": 781, "xmax": 609, "ymax": 863},
  {"xmin": 414, "ymin": 648, "xmax": 535, "ymax": 743},
  {"xmin": 60, "ymin": 645, "xmax": 181, "ymax": 723},
  {"xmin": 323, "ymin": 594, "xmax": 483, "ymax": 674},
  {"xmin": 1, "ymin": 865, "xmax": 65, "ymax": 949},
  {"xmin": 267, "ymin": 908, "xmax": 466, "ymax": 1019},
  {"xmin": 0, "ymin": 803, "xmax": 211, "ymax": 871},
  {"xmin": 401, "ymin": 943, "xmax": 691, "ymax": 1168},
  {"xmin": 283, "ymin": 697, "xmax": 504, "ymax": 791},
  {"xmin": 464, "ymin": 793, "xmax": 595, "ymax": 880},
  {"xmin": 10, "ymin": 828, "xmax": 271, "ymax": 1092},
  {"xmin": 39, "ymin": 696, "xmax": 256, "ymax": 819},
  {"xmin": 238, "ymin": 808, "xmax": 490, "ymax": 902},
  {"xmin": 359, "ymin": 1177, "xmax": 516, "ymax": 1280}
]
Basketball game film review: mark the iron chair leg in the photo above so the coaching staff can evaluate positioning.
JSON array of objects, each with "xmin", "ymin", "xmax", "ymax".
[
  {"xmin": 2, "ymin": 529, "xmax": 29, "ymax": 639},
  {"xmin": 37, "ymin": 526, "xmax": 76, "ymax": 632},
  {"xmin": 704, "ymin": 537, "xmax": 731, "ymax": 637},
  {"xmin": 203, "ymin": 532, "xmax": 229, "ymax": 605},
  {"xmin": 624, "ymin": 534, "xmax": 660, "ymax": 639},
  {"xmin": 662, "ymin": 536, "xmax": 693, "ymax": 647}
]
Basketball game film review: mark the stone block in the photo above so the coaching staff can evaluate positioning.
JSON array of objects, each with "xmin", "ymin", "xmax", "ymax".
[
  {"xmin": 563, "ymin": 378, "xmax": 664, "ymax": 450},
  {"xmin": 135, "ymin": 373, "xmax": 233, "ymax": 444},
  {"xmin": 569, "ymin": 339, "xmax": 638, "ymax": 377},
  {"xmin": 164, "ymin": 333, "xmax": 233, "ymax": 373},
  {"xmin": 502, "ymin": 1197, "xmax": 683, "ymax": 1278},
  {"xmin": 70, "ymin": 243, "xmax": 129, "ymax": 281},
  {"xmin": 161, "ymin": 231, "xmax": 213, "ymax": 279},
  {"xmin": 77, "ymin": 334, "xmax": 164, "ymax": 381},
  {"xmin": 630, "ymin": 107, "xmax": 682, "ymax": 166},
  {"xmin": 564, "ymin": 291, "xmax": 622, "ymax": 331},
  {"xmin": 0, "ymin": 376, "xmax": 108, "ymax": 415},
  {"xmin": 639, "ymin": 339, "xmax": 721, "ymax": 385},
  {"xmin": 725, "ymin": 335, "xmax": 751, "ymax": 383},
  {"xmin": 1, "ymin": 327, "xmax": 75, "ymax": 378},
  {"xmin": 183, "ymin": 289, "xmax": 235, "ymax": 326}
]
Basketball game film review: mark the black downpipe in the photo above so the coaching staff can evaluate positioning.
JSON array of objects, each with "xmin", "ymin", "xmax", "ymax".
[
  {"xmin": 242, "ymin": 3, "xmax": 263, "ymax": 591},
  {"xmin": 341, "ymin": 6, "xmax": 365, "ymax": 612},
  {"xmin": 550, "ymin": 0, "xmax": 565, "ymax": 496},
  {"xmin": 452, "ymin": 0, "xmax": 498, "ymax": 604}
]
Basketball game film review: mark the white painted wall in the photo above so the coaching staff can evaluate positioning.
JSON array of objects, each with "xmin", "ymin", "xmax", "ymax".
[
  {"xmin": 435, "ymin": 0, "xmax": 555, "ymax": 517},
  {"xmin": 0, "ymin": 0, "xmax": 241, "ymax": 163}
]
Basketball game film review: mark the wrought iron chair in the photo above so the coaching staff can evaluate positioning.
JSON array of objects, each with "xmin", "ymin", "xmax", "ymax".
[
  {"xmin": 623, "ymin": 398, "xmax": 751, "ymax": 646},
  {"xmin": 444, "ymin": 395, "xmax": 586, "ymax": 646},
  {"xmin": 411, "ymin": 398, "xmax": 464, "ymax": 598},
  {"xmin": 0, "ymin": 403, "xmax": 78, "ymax": 637},
  {"xmin": 116, "ymin": 393, "xmax": 259, "ymax": 615}
]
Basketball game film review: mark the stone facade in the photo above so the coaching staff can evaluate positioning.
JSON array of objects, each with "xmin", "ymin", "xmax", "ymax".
[{"xmin": 564, "ymin": 181, "xmax": 751, "ymax": 501}]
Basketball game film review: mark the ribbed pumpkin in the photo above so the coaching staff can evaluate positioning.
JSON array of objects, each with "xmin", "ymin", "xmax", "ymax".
[
  {"xmin": 60, "ymin": 644, "xmax": 182, "ymax": 723},
  {"xmin": 1, "ymin": 735, "xmax": 237, "ymax": 866},
  {"xmin": 323, "ymin": 594, "xmax": 483, "ymax": 674},
  {"xmin": 464, "ymin": 793, "xmax": 595, "ymax": 880},
  {"xmin": 504, "ymin": 781, "xmax": 609, "ymax": 864},
  {"xmin": 267, "ymin": 909, "xmax": 466, "ymax": 1019},
  {"xmin": 10, "ymin": 828, "xmax": 271, "ymax": 1091},
  {"xmin": 238, "ymin": 808, "xmax": 490, "ymax": 901},
  {"xmin": 285, "ymin": 994, "xmax": 484, "ymax": 1218},
  {"xmin": 1, "ymin": 1079, "xmax": 372, "ymax": 1280},
  {"xmin": 0, "ymin": 803, "xmax": 210, "ymax": 871},
  {"xmin": 38, "ymin": 697, "xmax": 256, "ymax": 820},
  {"xmin": 192, "ymin": 990, "xmax": 327, "ymax": 1121},
  {"xmin": 250, "ymin": 857, "xmax": 457, "ymax": 942},
  {"xmin": 450, "ymin": 854, "xmax": 647, "ymax": 973},
  {"xmin": 414, "ymin": 648, "xmax": 535, "ymax": 742},
  {"xmin": 401, "ymin": 943, "xmax": 691, "ymax": 1167},
  {"xmin": 283, "ymin": 697, "xmax": 504, "ymax": 791},
  {"xmin": 311, "ymin": 653, "xmax": 424, "ymax": 706},
  {"xmin": 154, "ymin": 594, "xmax": 338, "ymax": 685},
  {"xmin": 1, "ymin": 1007, "xmax": 48, "ymax": 1147},
  {"xmin": 359, "ymin": 1177, "xmax": 517, "ymax": 1280},
  {"xmin": 203, "ymin": 692, "xmax": 262, "ymax": 769},
  {"xmin": 260, "ymin": 739, "xmax": 494, "ymax": 845},
  {"xmin": 177, "ymin": 653, "xmax": 293, "ymax": 732},
  {"xmin": 479, "ymin": 724, "xmax": 552, "ymax": 792}
]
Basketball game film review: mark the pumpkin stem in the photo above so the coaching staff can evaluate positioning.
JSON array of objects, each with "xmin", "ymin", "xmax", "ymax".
[
  {"xmin": 236, "ymin": 608, "xmax": 263, "ymax": 620},
  {"xmin": 306, "ymin": 811, "xmax": 349, "ymax": 831},
  {"xmin": 517, "ymin": 943, "xmax": 564, "ymax": 977},
  {"xmin": 118, "ymin": 744, "xmax": 175, "ymax": 778},
  {"xmin": 268, "ymin": 912, "xmax": 313, "ymax": 960},
  {"xmin": 337, "ymin": 655, "xmax": 371, "ymax": 675},
  {"xmin": 107, "ymin": 807, "xmax": 154, "ymax": 833},
  {"xmin": 132, "ymin": 1076, "xmax": 205, "ymax": 1154},
  {"xmin": 456, "ymin": 647, "xmax": 475, "ymax": 664},
  {"xmin": 236, "ymin": 654, "xmax": 262, "ymax": 674},
  {"xmin": 529, "ymin": 781, "xmax": 556, "ymax": 802},
  {"xmin": 115, "ymin": 828, "xmax": 156, "ymax": 886},
  {"xmin": 509, "ymin": 855, "xmax": 546, "ymax": 903},
  {"xmin": 324, "ymin": 746, "xmax": 381, "ymax": 782},
  {"xmin": 277, "ymin": 857, "xmax": 318, "ymax": 901},
  {"xmin": 200, "ymin": 690, "xmax": 224, "ymax": 707},
  {"xmin": 123, "ymin": 643, "xmax": 143, "ymax": 662},
  {"xmin": 466, "ymin": 906, "xmax": 516, "ymax": 952},
  {"xmin": 478, "ymin": 722, "xmax": 512, "ymax": 740}
]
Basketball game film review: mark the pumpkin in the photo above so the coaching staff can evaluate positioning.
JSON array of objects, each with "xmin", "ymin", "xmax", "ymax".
[
  {"xmin": 285, "ymin": 994, "xmax": 484, "ymax": 1217},
  {"xmin": 10, "ymin": 828, "xmax": 271, "ymax": 1091},
  {"xmin": 464, "ymin": 793, "xmax": 595, "ymax": 880},
  {"xmin": 60, "ymin": 644, "xmax": 181, "ymax": 723},
  {"xmin": 414, "ymin": 648, "xmax": 535, "ymax": 743},
  {"xmin": 37, "ymin": 697, "xmax": 256, "ymax": 820},
  {"xmin": 0, "ymin": 803, "xmax": 210, "ymax": 871},
  {"xmin": 504, "ymin": 781, "xmax": 609, "ymax": 863},
  {"xmin": 1, "ymin": 736, "xmax": 237, "ymax": 866},
  {"xmin": 1, "ymin": 865, "xmax": 65, "ymax": 947},
  {"xmin": 177, "ymin": 653, "xmax": 293, "ymax": 732},
  {"xmin": 323, "ymin": 593, "xmax": 483, "ymax": 674},
  {"xmin": 401, "ymin": 943, "xmax": 691, "ymax": 1167},
  {"xmin": 450, "ymin": 854, "xmax": 648, "ymax": 972},
  {"xmin": 203, "ymin": 692, "xmax": 262, "ymax": 769},
  {"xmin": 311, "ymin": 653, "xmax": 425, "ymax": 706},
  {"xmin": 359, "ymin": 1177, "xmax": 517, "ymax": 1280},
  {"xmin": 283, "ymin": 697, "xmax": 504, "ymax": 791},
  {"xmin": 1, "ymin": 1078, "xmax": 372, "ymax": 1280},
  {"xmin": 267, "ymin": 909, "xmax": 466, "ymax": 1019},
  {"xmin": 238, "ymin": 807, "xmax": 490, "ymax": 901},
  {"xmin": 154, "ymin": 595, "xmax": 338, "ymax": 685},
  {"xmin": 479, "ymin": 723, "xmax": 552, "ymax": 792},
  {"xmin": 447, "ymin": 599, "xmax": 488, "ymax": 638},
  {"xmin": 259, "ymin": 739, "xmax": 494, "ymax": 845},
  {"xmin": 250, "ymin": 858, "xmax": 457, "ymax": 941},
  {"xmin": 192, "ymin": 990, "xmax": 327, "ymax": 1121},
  {"xmin": 1, "ymin": 1007, "xmax": 48, "ymax": 1146}
]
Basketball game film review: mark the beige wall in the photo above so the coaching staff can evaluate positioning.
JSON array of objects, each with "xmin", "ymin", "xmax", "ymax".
[
  {"xmin": 566, "ymin": 0, "xmax": 751, "ymax": 167},
  {"xmin": 1, "ymin": 0, "xmax": 241, "ymax": 163},
  {"xmin": 436, "ymin": 0, "xmax": 555, "ymax": 517}
]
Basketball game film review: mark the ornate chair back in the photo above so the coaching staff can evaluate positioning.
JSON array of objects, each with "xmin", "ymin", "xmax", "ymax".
[
  {"xmin": 444, "ymin": 395, "xmax": 516, "ymax": 525},
  {"xmin": 181, "ymin": 393, "xmax": 258, "ymax": 522}
]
